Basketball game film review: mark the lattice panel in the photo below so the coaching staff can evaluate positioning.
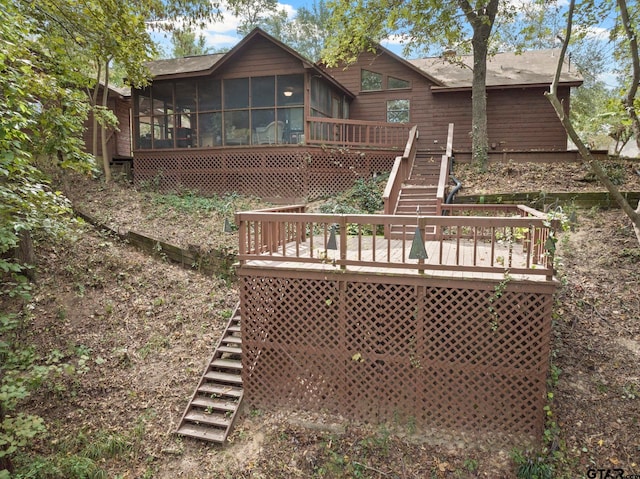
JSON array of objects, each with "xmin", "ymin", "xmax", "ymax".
[
  {"xmin": 422, "ymin": 288, "xmax": 553, "ymax": 370},
  {"xmin": 240, "ymin": 274, "xmax": 554, "ymax": 442},
  {"xmin": 344, "ymin": 283, "xmax": 417, "ymax": 356},
  {"xmin": 134, "ymin": 148, "xmax": 395, "ymax": 200}
]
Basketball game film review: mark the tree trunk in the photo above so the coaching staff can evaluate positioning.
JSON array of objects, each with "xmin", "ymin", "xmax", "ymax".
[
  {"xmin": 91, "ymin": 61, "xmax": 102, "ymax": 160},
  {"xmin": 101, "ymin": 59, "xmax": 112, "ymax": 183},
  {"xmin": 14, "ymin": 229, "xmax": 36, "ymax": 281},
  {"xmin": 470, "ymin": 30, "xmax": 490, "ymax": 167},
  {"xmin": 617, "ymin": 0, "xmax": 640, "ymax": 151},
  {"xmin": 458, "ymin": 0, "xmax": 500, "ymax": 169}
]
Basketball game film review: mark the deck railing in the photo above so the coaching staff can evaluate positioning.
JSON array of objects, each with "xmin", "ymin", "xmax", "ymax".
[
  {"xmin": 236, "ymin": 204, "xmax": 557, "ymax": 280},
  {"xmin": 435, "ymin": 123, "xmax": 455, "ymax": 214},
  {"xmin": 306, "ymin": 117, "xmax": 413, "ymax": 149},
  {"xmin": 382, "ymin": 125, "xmax": 419, "ymax": 217}
]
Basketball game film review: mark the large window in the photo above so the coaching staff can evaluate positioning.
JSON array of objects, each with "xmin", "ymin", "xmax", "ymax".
[
  {"xmin": 388, "ymin": 76, "xmax": 410, "ymax": 89},
  {"xmin": 360, "ymin": 70, "xmax": 411, "ymax": 92},
  {"xmin": 361, "ymin": 70, "xmax": 383, "ymax": 91},
  {"xmin": 134, "ymin": 74, "xmax": 305, "ymax": 148}
]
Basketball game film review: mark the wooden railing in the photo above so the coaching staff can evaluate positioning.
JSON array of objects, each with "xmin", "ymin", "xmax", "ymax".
[
  {"xmin": 382, "ymin": 125, "xmax": 419, "ymax": 217},
  {"xmin": 306, "ymin": 117, "xmax": 413, "ymax": 149},
  {"xmin": 435, "ymin": 123, "xmax": 455, "ymax": 214},
  {"xmin": 236, "ymin": 204, "xmax": 557, "ymax": 280}
]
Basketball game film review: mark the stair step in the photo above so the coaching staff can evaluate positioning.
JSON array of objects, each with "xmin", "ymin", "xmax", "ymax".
[
  {"xmin": 191, "ymin": 396, "xmax": 239, "ymax": 412},
  {"xmin": 204, "ymin": 371, "xmax": 243, "ymax": 385},
  {"xmin": 211, "ymin": 358, "xmax": 243, "ymax": 370},
  {"xmin": 198, "ymin": 383, "xmax": 243, "ymax": 398},
  {"xmin": 185, "ymin": 410, "xmax": 233, "ymax": 427},
  {"xmin": 221, "ymin": 336, "xmax": 242, "ymax": 345},
  {"xmin": 227, "ymin": 325, "xmax": 241, "ymax": 333},
  {"xmin": 398, "ymin": 197, "xmax": 437, "ymax": 202},
  {"xmin": 217, "ymin": 345, "xmax": 242, "ymax": 355},
  {"xmin": 396, "ymin": 205, "xmax": 437, "ymax": 211},
  {"xmin": 400, "ymin": 188, "xmax": 438, "ymax": 194},
  {"xmin": 176, "ymin": 424, "xmax": 226, "ymax": 443}
]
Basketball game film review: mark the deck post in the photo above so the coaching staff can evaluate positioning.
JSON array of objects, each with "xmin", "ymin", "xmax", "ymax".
[
  {"xmin": 339, "ymin": 217, "xmax": 347, "ymax": 270},
  {"xmin": 236, "ymin": 214, "xmax": 246, "ymax": 265}
]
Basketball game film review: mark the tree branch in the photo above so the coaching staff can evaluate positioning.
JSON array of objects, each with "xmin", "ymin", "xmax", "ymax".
[
  {"xmin": 617, "ymin": 0, "xmax": 640, "ymax": 150},
  {"xmin": 545, "ymin": 0, "xmax": 640, "ymax": 243}
]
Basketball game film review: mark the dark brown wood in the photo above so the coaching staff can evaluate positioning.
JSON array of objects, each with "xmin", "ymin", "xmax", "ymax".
[
  {"xmin": 238, "ymin": 268, "xmax": 556, "ymax": 443},
  {"xmin": 324, "ymin": 49, "xmax": 573, "ymax": 155},
  {"xmin": 134, "ymin": 147, "xmax": 397, "ymax": 203}
]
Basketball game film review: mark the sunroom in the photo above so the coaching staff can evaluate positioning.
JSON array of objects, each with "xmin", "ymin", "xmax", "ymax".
[{"xmin": 134, "ymin": 72, "xmax": 347, "ymax": 149}]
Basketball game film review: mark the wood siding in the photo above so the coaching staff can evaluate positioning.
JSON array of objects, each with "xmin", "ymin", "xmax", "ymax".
[
  {"xmin": 219, "ymin": 35, "xmax": 307, "ymax": 78},
  {"xmin": 325, "ymin": 50, "xmax": 440, "ymax": 138},
  {"xmin": 83, "ymin": 94, "xmax": 131, "ymax": 158},
  {"xmin": 324, "ymin": 50, "xmax": 573, "ymax": 153}
]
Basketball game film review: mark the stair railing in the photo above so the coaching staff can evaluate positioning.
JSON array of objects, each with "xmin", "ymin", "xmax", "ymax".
[
  {"xmin": 435, "ymin": 123, "xmax": 455, "ymax": 217},
  {"xmin": 382, "ymin": 125, "xmax": 418, "ymax": 229}
]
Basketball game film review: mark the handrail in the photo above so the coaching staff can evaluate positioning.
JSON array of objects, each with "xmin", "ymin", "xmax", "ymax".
[
  {"xmin": 306, "ymin": 117, "xmax": 413, "ymax": 149},
  {"xmin": 382, "ymin": 125, "xmax": 419, "ymax": 217},
  {"xmin": 235, "ymin": 204, "xmax": 557, "ymax": 280},
  {"xmin": 436, "ymin": 123, "xmax": 455, "ymax": 214},
  {"xmin": 435, "ymin": 154, "xmax": 449, "ymax": 215}
]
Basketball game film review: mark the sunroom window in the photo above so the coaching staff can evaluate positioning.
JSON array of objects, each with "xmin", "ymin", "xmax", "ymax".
[{"xmin": 134, "ymin": 74, "xmax": 306, "ymax": 148}]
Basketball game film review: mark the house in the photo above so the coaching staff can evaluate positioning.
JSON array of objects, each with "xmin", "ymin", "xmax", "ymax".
[
  {"xmin": 131, "ymin": 28, "xmax": 582, "ymax": 200},
  {"xmin": 322, "ymin": 46, "xmax": 583, "ymax": 160},
  {"xmin": 83, "ymin": 83, "xmax": 133, "ymax": 163}
]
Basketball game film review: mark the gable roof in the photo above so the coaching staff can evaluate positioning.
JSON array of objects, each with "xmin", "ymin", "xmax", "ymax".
[
  {"xmin": 143, "ymin": 28, "xmax": 354, "ymax": 98},
  {"xmin": 409, "ymin": 49, "xmax": 583, "ymax": 91},
  {"xmin": 332, "ymin": 43, "xmax": 447, "ymax": 87}
]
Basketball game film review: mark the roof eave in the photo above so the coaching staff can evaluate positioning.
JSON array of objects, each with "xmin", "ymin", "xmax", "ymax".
[{"xmin": 430, "ymin": 80, "xmax": 583, "ymax": 93}]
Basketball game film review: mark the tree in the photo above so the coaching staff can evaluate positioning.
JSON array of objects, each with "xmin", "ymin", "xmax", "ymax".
[
  {"xmin": 546, "ymin": 0, "xmax": 640, "ymax": 244},
  {"xmin": 25, "ymin": 0, "xmax": 155, "ymax": 182},
  {"xmin": 233, "ymin": 0, "xmax": 280, "ymax": 37},
  {"xmin": 616, "ymin": 0, "xmax": 640, "ymax": 151},
  {"xmin": 323, "ymin": 0, "xmax": 505, "ymax": 166},
  {"xmin": 170, "ymin": 26, "xmax": 211, "ymax": 57},
  {"xmin": 26, "ymin": 0, "xmax": 225, "ymax": 183},
  {"xmin": 0, "ymin": 0, "xmax": 93, "ymax": 471},
  {"xmin": 260, "ymin": 0, "xmax": 332, "ymax": 61}
]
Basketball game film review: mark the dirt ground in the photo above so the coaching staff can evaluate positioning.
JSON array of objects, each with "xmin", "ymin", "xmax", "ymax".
[{"xmin": 12, "ymin": 158, "xmax": 640, "ymax": 478}]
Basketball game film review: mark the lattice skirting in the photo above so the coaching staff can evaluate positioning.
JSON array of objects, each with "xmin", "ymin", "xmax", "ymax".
[
  {"xmin": 133, "ymin": 147, "xmax": 397, "ymax": 201},
  {"xmin": 239, "ymin": 270, "xmax": 556, "ymax": 442}
]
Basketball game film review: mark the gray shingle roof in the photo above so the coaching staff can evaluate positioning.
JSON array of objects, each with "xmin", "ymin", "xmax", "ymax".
[
  {"xmin": 408, "ymin": 49, "xmax": 583, "ymax": 89},
  {"xmin": 145, "ymin": 53, "xmax": 226, "ymax": 78}
]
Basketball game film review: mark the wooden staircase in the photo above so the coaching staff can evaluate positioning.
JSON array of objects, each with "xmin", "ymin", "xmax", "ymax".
[
  {"xmin": 390, "ymin": 151, "xmax": 444, "ymax": 238},
  {"xmin": 176, "ymin": 303, "xmax": 243, "ymax": 443}
]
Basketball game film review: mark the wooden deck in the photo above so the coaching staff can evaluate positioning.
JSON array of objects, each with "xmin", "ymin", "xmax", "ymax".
[{"xmin": 236, "ymin": 205, "xmax": 558, "ymax": 283}]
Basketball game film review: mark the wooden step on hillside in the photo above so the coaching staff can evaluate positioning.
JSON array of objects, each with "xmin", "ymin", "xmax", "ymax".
[{"xmin": 176, "ymin": 303, "xmax": 243, "ymax": 443}]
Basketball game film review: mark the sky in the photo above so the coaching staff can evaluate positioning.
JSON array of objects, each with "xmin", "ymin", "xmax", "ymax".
[
  {"xmin": 150, "ymin": 0, "xmax": 621, "ymax": 88},
  {"xmin": 151, "ymin": 0, "xmax": 406, "ymax": 58}
]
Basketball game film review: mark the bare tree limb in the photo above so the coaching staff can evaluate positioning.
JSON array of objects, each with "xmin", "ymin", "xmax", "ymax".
[
  {"xmin": 545, "ymin": 0, "xmax": 640, "ymax": 244},
  {"xmin": 618, "ymin": 0, "xmax": 640, "ymax": 150}
]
